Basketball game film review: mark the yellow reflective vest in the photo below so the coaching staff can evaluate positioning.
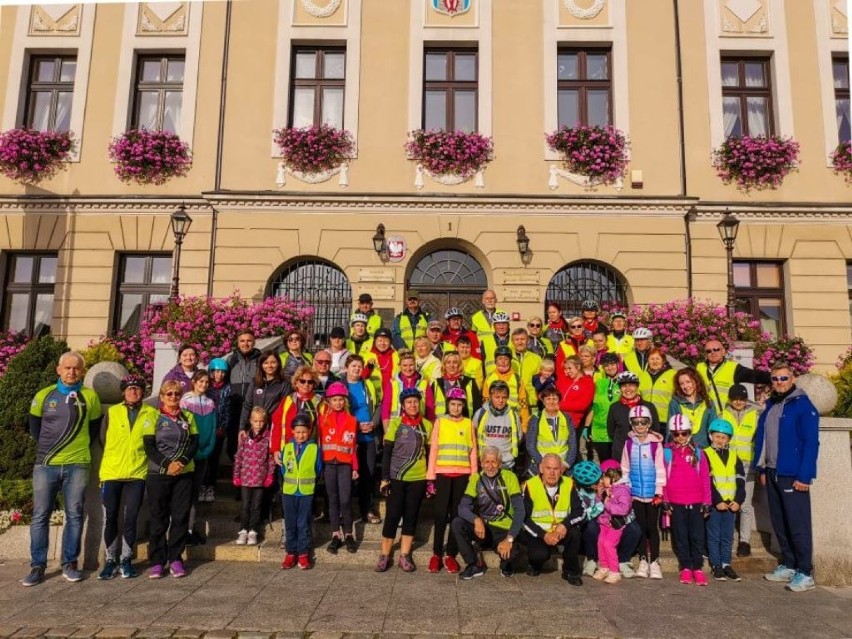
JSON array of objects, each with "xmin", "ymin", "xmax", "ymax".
[
  {"xmin": 346, "ymin": 337, "xmax": 373, "ymax": 356},
  {"xmin": 418, "ymin": 355, "xmax": 443, "ymax": 385},
  {"xmin": 281, "ymin": 441, "xmax": 319, "ymax": 496},
  {"xmin": 531, "ymin": 411, "xmax": 572, "ymax": 460},
  {"xmin": 704, "ymin": 446, "xmax": 738, "ymax": 502},
  {"xmin": 435, "ymin": 416, "xmax": 474, "ymax": 468},
  {"xmin": 471, "ymin": 309, "xmax": 505, "ymax": 340},
  {"xmin": 697, "ymin": 360, "xmax": 737, "ymax": 415},
  {"xmin": 100, "ymin": 403, "xmax": 159, "ymax": 481},
  {"xmin": 480, "ymin": 334, "xmax": 512, "ymax": 379},
  {"xmin": 607, "ymin": 333, "xmax": 634, "ymax": 356},
  {"xmin": 389, "ymin": 375, "xmax": 429, "ymax": 418},
  {"xmin": 721, "ymin": 405, "xmax": 759, "ymax": 466},
  {"xmin": 526, "ymin": 475, "xmax": 574, "ymax": 532},
  {"xmin": 396, "ymin": 312, "xmax": 428, "ymax": 350},
  {"xmin": 638, "ymin": 368, "xmax": 676, "ymax": 423},
  {"xmin": 623, "ymin": 349, "xmax": 650, "ymax": 376},
  {"xmin": 462, "ymin": 356, "xmax": 484, "ymax": 390},
  {"xmin": 432, "ymin": 378, "xmax": 477, "ymax": 417}
]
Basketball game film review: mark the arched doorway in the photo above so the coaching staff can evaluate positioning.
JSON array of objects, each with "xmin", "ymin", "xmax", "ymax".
[
  {"xmin": 268, "ymin": 257, "xmax": 352, "ymax": 348},
  {"xmin": 407, "ymin": 248, "xmax": 487, "ymax": 321},
  {"xmin": 545, "ymin": 260, "xmax": 628, "ymax": 316}
]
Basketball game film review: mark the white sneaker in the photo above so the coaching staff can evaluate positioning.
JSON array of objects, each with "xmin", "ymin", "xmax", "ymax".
[
  {"xmin": 636, "ymin": 558, "xmax": 650, "ymax": 578},
  {"xmin": 236, "ymin": 530, "xmax": 248, "ymax": 545},
  {"xmin": 619, "ymin": 562, "xmax": 636, "ymax": 579},
  {"xmin": 592, "ymin": 568, "xmax": 610, "ymax": 581},
  {"xmin": 198, "ymin": 489, "xmax": 207, "ymax": 502},
  {"xmin": 604, "ymin": 571, "xmax": 623, "ymax": 584},
  {"xmin": 649, "ymin": 560, "xmax": 663, "ymax": 580},
  {"xmin": 206, "ymin": 487, "xmax": 216, "ymax": 502},
  {"xmin": 582, "ymin": 559, "xmax": 597, "ymax": 577},
  {"xmin": 247, "ymin": 531, "xmax": 258, "ymax": 546}
]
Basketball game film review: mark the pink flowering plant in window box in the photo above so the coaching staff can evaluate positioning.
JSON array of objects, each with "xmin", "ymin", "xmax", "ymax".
[
  {"xmin": 712, "ymin": 135, "xmax": 799, "ymax": 191},
  {"xmin": 545, "ymin": 124, "xmax": 628, "ymax": 186},
  {"xmin": 0, "ymin": 128, "xmax": 73, "ymax": 184},
  {"xmin": 830, "ymin": 141, "xmax": 852, "ymax": 183},
  {"xmin": 108, "ymin": 129, "xmax": 192, "ymax": 185},
  {"xmin": 273, "ymin": 124, "xmax": 354, "ymax": 174},
  {"xmin": 405, "ymin": 129, "xmax": 493, "ymax": 179}
]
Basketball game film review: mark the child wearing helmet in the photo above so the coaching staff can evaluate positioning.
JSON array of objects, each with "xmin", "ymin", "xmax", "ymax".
[
  {"xmin": 426, "ymin": 386, "xmax": 478, "ymax": 574},
  {"xmin": 620, "ymin": 405, "xmax": 666, "ymax": 580},
  {"xmin": 607, "ymin": 371, "xmax": 661, "ymax": 462},
  {"xmin": 705, "ymin": 418, "xmax": 745, "ymax": 582},
  {"xmin": 662, "ymin": 413, "xmax": 712, "ymax": 586},
  {"xmin": 318, "ymin": 382, "xmax": 359, "ymax": 555},
  {"xmin": 483, "ymin": 346, "xmax": 530, "ymax": 429},
  {"xmin": 592, "ymin": 460, "xmax": 634, "ymax": 585},
  {"xmin": 205, "ymin": 358, "xmax": 231, "ymax": 502}
]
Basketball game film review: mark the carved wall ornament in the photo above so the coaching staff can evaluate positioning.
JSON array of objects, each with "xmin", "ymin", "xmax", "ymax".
[
  {"xmin": 548, "ymin": 165, "xmax": 624, "ymax": 191},
  {"xmin": 832, "ymin": 0, "xmax": 848, "ymax": 34},
  {"xmin": 138, "ymin": 2, "xmax": 187, "ymax": 34},
  {"xmin": 300, "ymin": 0, "xmax": 342, "ymax": 18},
  {"xmin": 414, "ymin": 164, "xmax": 485, "ymax": 189},
  {"xmin": 563, "ymin": 0, "xmax": 606, "ymax": 20},
  {"xmin": 276, "ymin": 162, "xmax": 349, "ymax": 187},
  {"xmin": 29, "ymin": 4, "xmax": 81, "ymax": 36},
  {"xmin": 721, "ymin": 0, "xmax": 768, "ymax": 34},
  {"xmin": 430, "ymin": 0, "xmax": 472, "ymax": 17}
]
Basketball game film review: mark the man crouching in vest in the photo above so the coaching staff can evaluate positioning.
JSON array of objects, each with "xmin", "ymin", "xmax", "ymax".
[
  {"xmin": 518, "ymin": 453, "xmax": 585, "ymax": 586},
  {"xmin": 452, "ymin": 446, "xmax": 526, "ymax": 580}
]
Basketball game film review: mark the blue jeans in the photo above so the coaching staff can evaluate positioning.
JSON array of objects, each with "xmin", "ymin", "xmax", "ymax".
[
  {"xmin": 282, "ymin": 494, "xmax": 313, "ymax": 555},
  {"xmin": 707, "ymin": 508, "xmax": 736, "ymax": 567},
  {"xmin": 30, "ymin": 464, "xmax": 90, "ymax": 568}
]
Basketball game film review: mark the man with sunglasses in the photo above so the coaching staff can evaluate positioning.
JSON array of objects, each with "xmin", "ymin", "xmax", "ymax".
[
  {"xmin": 311, "ymin": 353, "xmax": 338, "ymax": 398},
  {"xmin": 753, "ymin": 362, "xmax": 819, "ymax": 593},
  {"xmin": 392, "ymin": 290, "xmax": 430, "ymax": 351},
  {"xmin": 697, "ymin": 339, "xmax": 772, "ymax": 414}
]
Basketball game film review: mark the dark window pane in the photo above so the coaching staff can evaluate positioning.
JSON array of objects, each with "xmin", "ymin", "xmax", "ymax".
[
  {"xmin": 59, "ymin": 60, "xmax": 76, "ymax": 82},
  {"xmin": 721, "ymin": 62, "xmax": 739, "ymax": 87},
  {"xmin": 30, "ymin": 92, "xmax": 51, "ymax": 132},
  {"xmin": 425, "ymin": 52, "xmax": 447, "ymax": 81},
  {"xmin": 587, "ymin": 90, "xmax": 610, "ymax": 126},
  {"xmin": 557, "ymin": 89, "xmax": 579, "ymax": 127},
  {"xmin": 151, "ymin": 257, "xmax": 172, "ymax": 284},
  {"xmin": 123, "ymin": 256, "xmax": 147, "ymax": 284},
  {"xmin": 295, "ymin": 51, "xmax": 317, "ymax": 79},
  {"xmin": 733, "ymin": 263, "xmax": 751, "ymax": 288},
  {"xmin": 33, "ymin": 294, "xmax": 53, "ymax": 336},
  {"xmin": 12, "ymin": 256, "xmax": 34, "ymax": 283},
  {"xmin": 38, "ymin": 257, "xmax": 57, "ymax": 284},
  {"xmin": 834, "ymin": 60, "xmax": 849, "ymax": 89},
  {"xmin": 118, "ymin": 294, "xmax": 143, "ymax": 332},
  {"xmin": 744, "ymin": 62, "xmax": 766, "ymax": 87},
  {"xmin": 323, "ymin": 52, "xmax": 345, "ymax": 79},
  {"xmin": 454, "ymin": 53, "xmax": 476, "ymax": 81},
  {"xmin": 5, "ymin": 294, "xmax": 29, "ymax": 332},
  {"xmin": 557, "ymin": 53, "xmax": 578, "ymax": 80},
  {"xmin": 36, "ymin": 59, "xmax": 56, "ymax": 82},
  {"xmin": 454, "ymin": 90, "xmax": 476, "ymax": 132},
  {"xmin": 424, "ymin": 90, "xmax": 446, "ymax": 130},
  {"xmin": 586, "ymin": 54, "xmax": 608, "ymax": 80},
  {"xmin": 141, "ymin": 59, "xmax": 162, "ymax": 82}
]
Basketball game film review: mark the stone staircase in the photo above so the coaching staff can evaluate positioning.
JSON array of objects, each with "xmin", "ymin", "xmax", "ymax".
[{"xmin": 135, "ymin": 477, "xmax": 779, "ymax": 573}]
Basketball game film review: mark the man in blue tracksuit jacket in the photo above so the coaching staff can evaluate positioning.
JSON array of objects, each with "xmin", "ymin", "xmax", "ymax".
[{"xmin": 753, "ymin": 362, "xmax": 820, "ymax": 592}]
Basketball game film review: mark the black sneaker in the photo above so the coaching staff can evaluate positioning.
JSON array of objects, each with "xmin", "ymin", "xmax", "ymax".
[
  {"xmin": 98, "ymin": 559, "xmax": 118, "ymax": 580},
  {"xmin": 500, "ymin": 562, "xmax": 514, "ymax": 578},
  {"xmin": 526, "ymin": 565, "xmax": 541, "ymax": 577},
  {"xmin": 344, "ymin": 536, "xmax": 357, "ymax": 554},
  {"xmin": 736, "ymin": 541, "xmax": 751, "ymax": 557},
  {"xmin": 327, "ymin": 537, "xmax": 343, "ymax": 555},
  {"xmin": 723, "ymin": 565, "xmax": 742, "ymax": 582},
  {"xmin": 561, "ymin": 572, "xmax": 583, "ymax": 587},
  {"xmin": 460, "ymin": 564, "xmax": 485, "ymax": 580},
  {"xmin": 712, "ymin": 565, "xmax": 727, "ymax": 581}
]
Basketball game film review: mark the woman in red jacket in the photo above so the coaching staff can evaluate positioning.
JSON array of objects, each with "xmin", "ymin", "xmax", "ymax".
[{"xmin": 556, "ymin": 355, "xmax": 595, "ymax": 433}]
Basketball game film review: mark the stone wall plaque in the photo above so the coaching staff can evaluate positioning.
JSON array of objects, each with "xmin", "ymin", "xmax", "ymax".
[
  {"xmin": 719, "ymin": 0, "xmax": 770, "ymax": 36},
  {"xmin": 358, "ymin": 268, "xmax": 395, "ymax": 283},
  {"xmin": 503, "ymin": 287, "xmax": 540, "ymax": 303},
  {"xmin": 357, "ymin": 285, "xmax": 394, "ymax": 301},
  {"xmin": 501, "ymin": 271, "xmax": 540, "ymax": 286}
]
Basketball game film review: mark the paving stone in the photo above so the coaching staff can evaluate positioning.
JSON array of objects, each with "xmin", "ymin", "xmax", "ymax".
[
  {"xmin": 235, "ymin": 634, "xmax": 271, "ymax": 639},
  {"xmin": 43, "ymin": 626, "xmax": 79, "ymax": 638},
  {"xmin": 133, "ymin": 630, "xmax": 175, "ymax": 639},
  {"xmin": 199, "ymin": 632, "xmax": 234, "ymax": 639},
  {"xmin": 12, "ymin": 628, "xmax": 50, "ymax": 639},
  {"xmin": 171, "ymin": 631, "xmax": 204, "ymax": 639},
  {"xmin": 69, "ymin": 628, "xmax": 101, "ymax": 639},
  {"xmin": 0, "ymin": 628, "xmax": 21, "ymax": 639},
  {"xmin": 306, "ymin": 634, "xmax": 343, "ymax": 639},
  {"xmin": 95, "ymin": 627, "xmax": 137, "ymax": 639}
]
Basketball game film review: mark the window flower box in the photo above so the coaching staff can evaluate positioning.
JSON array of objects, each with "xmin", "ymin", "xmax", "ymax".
[
  {"xmin": 405, "ymin": 129, "xmax": 493, "ymax": 189},
  {"xmin": 545, "ymin": 124, "xmax": 628, "ymax": 190},
  {"xmin": 830, "ymin": 140, "xmax": 852, "ymax": 183},
  {"xmin": 712, "ymin": 135, "xmax": 799, "ymax": 191},
  {"xmin": 108, "ymin": 129, "xmax": 192, "ymax": 185},
  {"xmin": 273, "ymin": 124, "xmax": 354, "ymax": 187},
  {"xmin": 0, "ymin": 128, "xmax": 73, "ymax": 184}
]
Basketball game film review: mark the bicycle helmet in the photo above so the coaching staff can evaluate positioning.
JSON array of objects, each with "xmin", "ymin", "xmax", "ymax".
[
  {"xmin": 668, "ymin": 413, "xmax": 692, "ymax": 432},
  {"xmin": 325, "ymin": 382, "xmax": 348, "ymax": 398},
  {"xmin": 581, "ymin": 299, "xmax": 599, "ymax": 311},
  {"xmin": 291, "ymin": 413, "xmax": 312, "ymax": 428},
  {"xmin": 610, "ymin": 310, "xmax": 626, "ymax": 320},
  {"xmin": 120, "ymin": 374, "xmax": 146, "ymax": 391},
  {"xmin": 629, "ymin": 405, "xmax": 652, "ymax": 421},
  {"xmin": 399, "ymin": 387, "xmax": 423, "ymax": 403},
  {"xmin": 494, "ymin": 345, "xmax": 513, "ymax": 360},
  {"xmin": 572, "ymin": 460, "xmax": 603, "ymax": 487},
  {"xmin": 632, "ymin": 327, "xmax": 653, "ymax": 340},
  {"xmin": 350, "ymin": 313, "xmax": 369, "ymax": 326},
  {"xmin": 599, "ymin": 459, "xmax": 621, "ymax": 474},
  {"xmin": 708, "ymin": 418, "xmax": 734, "ymax": 437},
  {"xmin": 207, "ymin": 358, "xmax": 229, "ymax": 372},
  {"xmin": 446, "ymin": 387, "xmax": 467, "ymax": 402},
  {"xmin": 444, "ymin": 307, "xmax": 463, "ymax": 319},
  {"xmin": 492, "ymin": 311, "xmax": 511, "ymax": 324},
  {"xmin": 616, "ymin": 371, "xmax": 640, "ymax": 386}
]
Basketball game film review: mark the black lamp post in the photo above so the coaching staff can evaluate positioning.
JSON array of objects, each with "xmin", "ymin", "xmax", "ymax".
[
  {"xmin": 516, "ymin": 225, "xmax": 530, "ymax": 260},
  {"xmin": 372, "ymin": 223, "xmax": 388, "ymax": 261},
  {"xmin": 716, "ymin": 210, "xmax": 740, "ymax": 318},
  {"xmin": 169, "ymin": 204, "xmax": 193, "ymax": 300}
]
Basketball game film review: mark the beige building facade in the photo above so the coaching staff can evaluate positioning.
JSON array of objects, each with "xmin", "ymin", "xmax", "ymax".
[{"xmin": 0, "ymin": 0, "xmax": 849, "ymax": 369}]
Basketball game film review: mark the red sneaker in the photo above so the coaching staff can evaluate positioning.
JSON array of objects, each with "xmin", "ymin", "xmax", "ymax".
[
  {"xmin": 298, "ymin": 553, "xmax": 312, "ymax": 570},
  {"xmin": 428, "ymin": 554, "xmax": 442, "ymax": 573},
  {"xmin": 443, "ymin": 555, "xmax": 460, "ymax": 574},
  {"xmin": 679, "ymin": 568, "xmax": 693, "ymax": 584},
  {"xmin": 693, "ymin": 569, "xmax": 708, "ymax": 586},
  {"xmin": 281, "ymin": 553, "xmax": 297, "ymax": 570}
]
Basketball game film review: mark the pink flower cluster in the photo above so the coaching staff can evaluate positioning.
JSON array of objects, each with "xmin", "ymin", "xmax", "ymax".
[
  {"xmin": 830, "ymin": 141, "xmax": 852, "ymax": 183},
  {"xmin": 836, "ymin": 345, "xmax": 852, "ymax": 371},
  {"xmin": 405, "ymin": 129, "xmax": 493, "ymax": 179},
  {"xmin": 273, "ymin": 125, "xmax": 354, "ymax": 174},
  {"xmin": 0, "ymin": 330, "xmax": 31, "ymax": 377},
  {"xmin": 712, "ymin": 135, "xmax": 799, "ymax": 191},
  {"xmin": 108, "ymin": 129, "xmax": 192, "ymax": 185},
  {"xmin": 545, "ymin": 125, "xmax": 628, "ymax": 185},
  {"xmin": 0, "ymin": 128, "xmax": 73, "ymax": 184},
  {"xmin": 754, "ymin": 334, "xmax": 815, "ymax": 378}
]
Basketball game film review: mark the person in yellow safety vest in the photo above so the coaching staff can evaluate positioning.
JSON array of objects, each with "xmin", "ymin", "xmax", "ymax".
[
  {"xmin": 392, "ymin": 290, "xmax": 430, "ymax": 351},
  {"xmin": 480, "ymin": 312, "xmax": 512, "ymax": 378},
  {"xmin": 554, "ymin": 317, "xmax": 593, "ymax": 379},
  {"xmin": 98, "ymin": 375, "xmax": 158, "ymax": 580},
  {"xmin": 346, "ymin": 314, "xmax": 374, "ymax": 355},
  {"xmin": 520, "ymin": 453, "xmax": 585, "ymax": 584},
  {"xmin": 638, "ymin": 348, "xmax": 677, "ymax": 423},
  {"xmin": 510, "ymin": 328, "xmax": 541, "ymax": 417},
  {"xmin": 426, "ymin": 319, "xmax": 455, "ymax": 360},
  {"xmin": 525, "ymin": 316, "xmax": 555, "ymax": 358},
  {"xmin": 704, "ymin": 418, "xmax": 745, "ymax": 582},
  {"xmin": 605, "ymin": 311, "xmax": 634, "ymax": 356},
  {"xmin": 352, "ymin": 293, "xmax": 383, "ymax": 338},
  {"xmin": 697, "ymin": 339, "xmax": 773, "ymax": 415},
  {"xmin": 483, "ymin": 346, "xmax": 530, "ymax": 431},
  {"xmin": 470, "ymin": 289, "xmax": 504, "ymax": 342},
  {"xmin": 668, "ymin": 367, "xmax": 716, "ymax": 449},
  {"xmin": 622, "ymin": 327, "xmax": 654, "ymax": 376},
  {"xmin": 472, "ymin": 381, "xmax": 522, "ymax": 472},
  {"xmin": 279, "ymin": 414, "xmax": 322, "ymax": 570},
  {"xmin": 526, "ymin": 385, "xmax": 578, "ymax": 476},
  {"xmin": 384, "ymin": 350, "xmax": 434, "ymax": 422},
  {"xmin": 426, "ymin": 386, "xmax": 478, "ymax": 574},
  {"xmin": 414, "ymin": 336, "xmax": 443, "ymax": 384},
  {"xmin": 720, "ymin": 384, "xmax": 760, "ymax": 558},
  {"xmin": 432, "ymin": 351, "xmax": 481, "ymax": 418},
  {"xmin": 456, "ymin": 335, "xmax": 484, "ymax": 391}
]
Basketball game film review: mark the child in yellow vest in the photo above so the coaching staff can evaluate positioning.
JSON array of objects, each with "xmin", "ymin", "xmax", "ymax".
[
  {"xmin": 280, "ymin": 414, "xmax": 322, "ymax": 571},
  {"xmin": 704, "ymin": 419, "xmax": 745, "ymax": 582}
]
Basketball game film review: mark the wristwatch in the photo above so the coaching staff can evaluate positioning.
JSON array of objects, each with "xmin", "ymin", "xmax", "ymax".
[{"xmin": 505, "ymin": 535, "xmax": 514, "ymax": 544}]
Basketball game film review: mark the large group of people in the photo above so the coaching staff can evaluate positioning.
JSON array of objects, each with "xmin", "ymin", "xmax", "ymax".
[{"xmin": 21, "ymin": 289, "xmax": 820, "ymax": 594}]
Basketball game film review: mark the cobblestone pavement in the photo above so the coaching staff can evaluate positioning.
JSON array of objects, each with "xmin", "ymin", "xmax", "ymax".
[{"xmin": 1, "ymin": 560, "xmax": 851, "ymax": 638}]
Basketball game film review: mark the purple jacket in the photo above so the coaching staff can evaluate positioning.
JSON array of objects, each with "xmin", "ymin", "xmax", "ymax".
[
  {"xmin": 598, "ymin": 480, "xmax": 633, "ymax": 528},
  {"xmin": 233, "ymin": 427, "xmax": 275, "ymax": 488},
  {"xmin": 162, "ymin": 364, "xmax": 195, "ymax": 395}
]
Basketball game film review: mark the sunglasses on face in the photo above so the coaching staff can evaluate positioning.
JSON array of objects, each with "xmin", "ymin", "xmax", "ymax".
[
  {"xmin": 297, "ymin": 379, "xmax": 316, "ymax": 386},
  {"xmin": 705, "ymin": 347, "xmax": 723, "ymax": 353},
  {"xmin": 528, "ymin": 323, "xmax": 541, "ymax": 328},
  {"xmin": 315, "ymin": 360, "xmax": 331, "ymax": 365},
  {"xmin": 429, "ymin": 328, "xmax": 441, "ymax": 332},
  {"xmin": 162, "ymin": 391, "xmax": 181, "ymax": 398},
  {"xmin": 630, "ymin": 418, "xmax": 651, "ymax": 426},
  {"xmin": 771, "ymin": 375, "xmax": 791, "ymax": 382},
  {"xmin": 672, "ymin": 431, "xmax": 691, "ymax": 438},
  {"xmin": 570, "ymin": 324, "xmax": 583, "ymax": 329}
]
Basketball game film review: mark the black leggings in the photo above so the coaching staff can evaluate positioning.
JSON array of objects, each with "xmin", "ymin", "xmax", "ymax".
[
  {"xmin": 591, "ymin": 442, "xmax": 613, "ymax": 463},
  {"xmin": 382, "ymin": 479, "xmax": 426, "ymax": 538},
  {"xmin": 240, "ymin": 487, "xmax": 264, "ymax": 533},
  {"xmin": 432, "ymin": 475, "xmax": 467, "ymax": 557},
  {"xmin": 101, "ymin": 479, "xmax": 146, "ymax": 562},
  {"xmin": 632, "ymin": 500, "xmax": 661, "ymax": 562},
  {"xmin": 325, "ymin": 462, "xmax": 354, "ymax": 535}
]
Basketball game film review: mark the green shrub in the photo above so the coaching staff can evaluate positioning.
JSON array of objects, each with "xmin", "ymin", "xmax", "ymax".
[
  {"xmin": 0, "ymin": 428, "xmax": 36, "ymax": 479},
  {"xmin": 831, "ymin": 364, "xmax": 852, "ymax": 419},
  {"xmin": 81, "ymin": 340, "xmax": 124, "ymax": 368},
  {"xmin": 0, "ymin": 334, "xmax": 69, "ymax": 432},
  {"xmin": 0, "ymin": 478, "xmax": 33, "ymax": 513}
]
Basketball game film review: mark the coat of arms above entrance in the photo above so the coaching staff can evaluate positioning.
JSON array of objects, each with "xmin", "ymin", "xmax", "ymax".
[{"xmin": 431, "ymin": 0, "xmax": 472, "ymax": 17}]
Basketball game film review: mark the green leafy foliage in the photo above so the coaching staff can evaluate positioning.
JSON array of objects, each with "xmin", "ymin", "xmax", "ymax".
[
  {"xmin": 831, "ymin": 364, "xmax": 852, "ymax": 419},
  {"xmin": 0, "ymin": 334, "xmax": 68, "ymax": 432}
]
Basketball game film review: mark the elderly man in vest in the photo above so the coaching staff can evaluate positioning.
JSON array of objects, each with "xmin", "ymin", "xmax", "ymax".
[
  {"xmin": 452, "ymin": 446, "xmax": 526, "ymax": 579},
  {"xmin": 754, "ymin": 362, "xmax": 820, "ymax": 593},
  {"xmin": 23, "ymin": 351, "xmax": 103, "ymax": 587},
  {"xmin": 470, "ymin": 289, "xmax": 504, "ymax": 341},
  {"xmin": 697, "ymin": 339, "xmax": 772, "ymax": 414},
  {"xmin": 392, "ymin": 289, "xmax": 429, "ymax": 351},
  {"xmin": 518, "ymin": 453, "xmax": 585, "ymax": 585}
]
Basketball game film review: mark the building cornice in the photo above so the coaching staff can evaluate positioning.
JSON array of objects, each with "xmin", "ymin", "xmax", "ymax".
[
  {"xmin": 0, "ymin": 197, "xmax": 212, "ymax": 215},
  {"xmin": 692, "ymin": 203, "xmax": 852, "ymax": 223}
]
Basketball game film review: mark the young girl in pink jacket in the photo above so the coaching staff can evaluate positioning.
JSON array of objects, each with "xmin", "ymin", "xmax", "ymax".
[
  {"xmin": 593, "ymin": 459, "xmax": 634, "ymax": 585},
  {"xmin": 663, "ymin": 414, "xmax": 712, "ymax": 586}
]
